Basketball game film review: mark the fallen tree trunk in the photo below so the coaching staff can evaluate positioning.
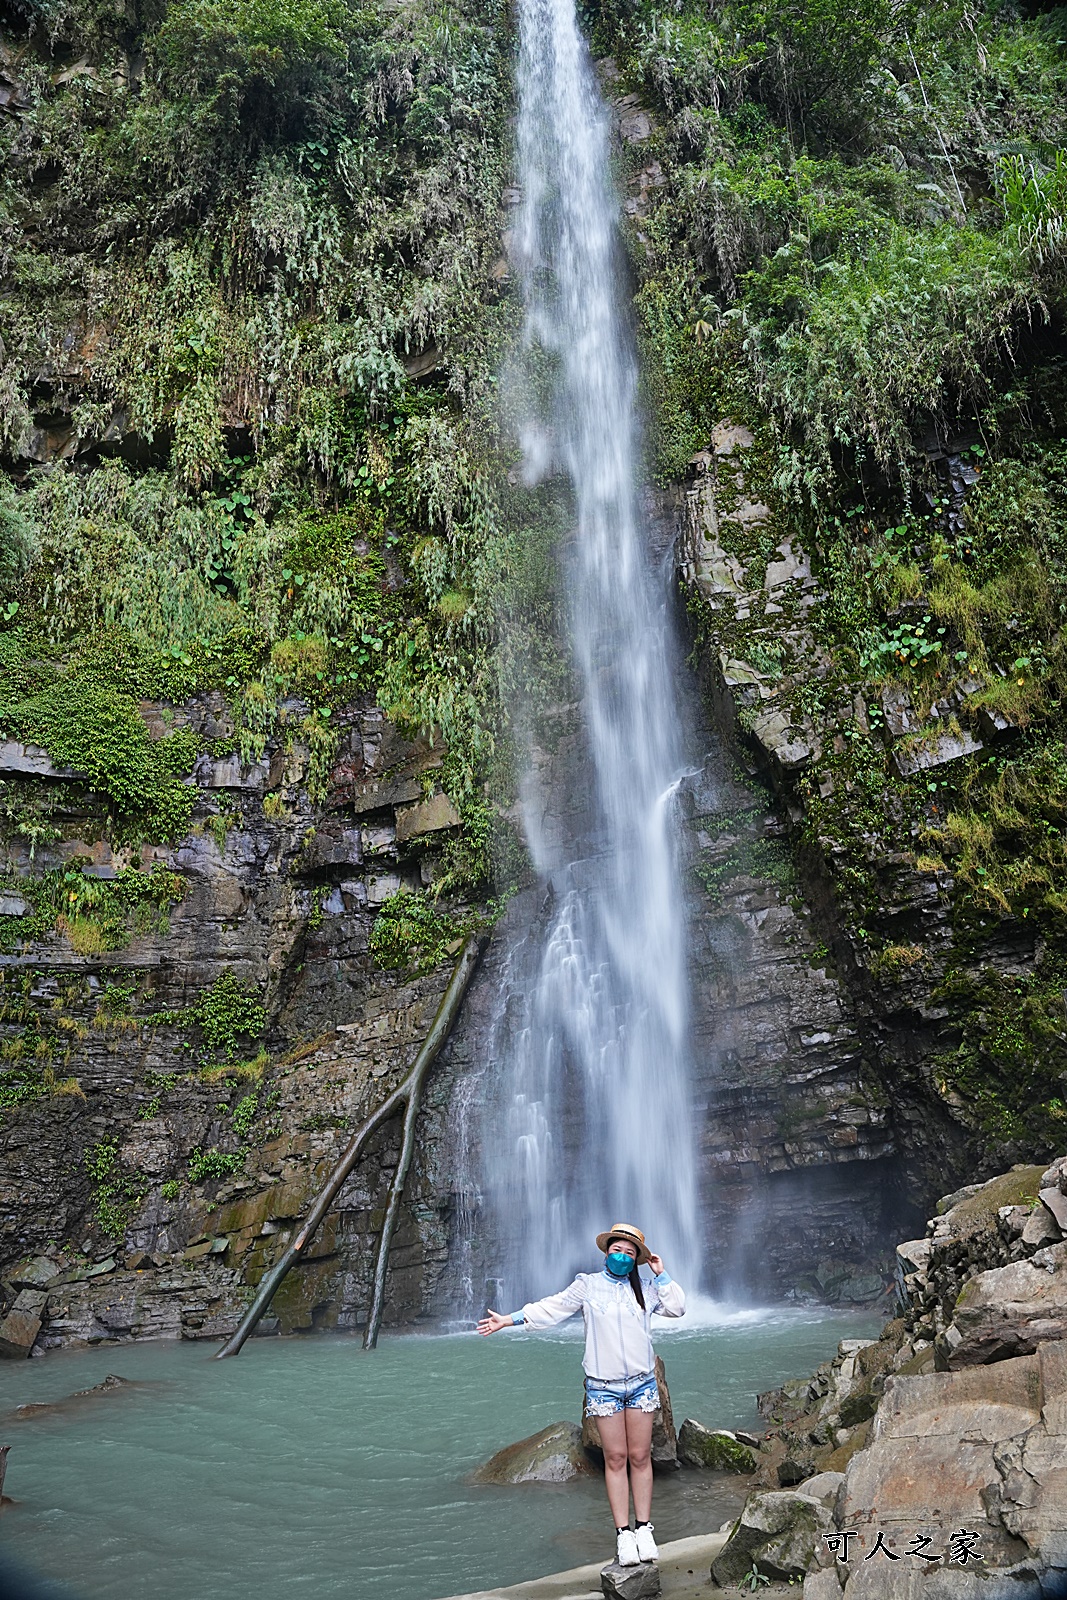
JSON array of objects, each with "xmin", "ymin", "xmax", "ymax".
[{"xmin": 215, "ymin": 934, "xmax": 486, "ymax": 1359}]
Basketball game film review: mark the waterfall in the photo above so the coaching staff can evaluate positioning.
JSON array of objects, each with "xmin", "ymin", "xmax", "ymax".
[{"xmin": 474, "ymin": 0, "xmax": 700, "ymax": 1302}]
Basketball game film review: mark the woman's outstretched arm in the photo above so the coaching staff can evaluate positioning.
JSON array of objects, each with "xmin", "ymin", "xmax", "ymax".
[
  {"xmin": 477, "ymin": 1275, "xmax": 587, "ymax": 1334},
  {"xmin": 477, "ymin": 1310, "xmax": 516, "ymax": 1335}
]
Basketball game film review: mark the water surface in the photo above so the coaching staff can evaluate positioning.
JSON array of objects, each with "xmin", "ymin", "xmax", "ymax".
[{"xmin": 0, "ymin": 1305, "xmax": 882, "ymax": 1600}]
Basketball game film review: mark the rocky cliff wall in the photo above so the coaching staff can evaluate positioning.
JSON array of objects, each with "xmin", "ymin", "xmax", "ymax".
[
  {"xmin": 708, "ymin": 1156, "xmax": 1067, "ymax": 1596},
  {"xmin": 0, "ymin": 692, "xmax": 476, "ymax": 1351},
  {"xmin": 676, "ymin": 422, "xmax": 1066, "ymax": 1255}
]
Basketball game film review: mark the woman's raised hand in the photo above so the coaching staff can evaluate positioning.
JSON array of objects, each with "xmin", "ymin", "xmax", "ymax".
[
  {"xmin": 647, "ymin": 1253, "xmax": 664, "ymax": 1276},
  {"xmin": 477, "ymin": 1309, "xmax": 511, "ymax": 1336}
]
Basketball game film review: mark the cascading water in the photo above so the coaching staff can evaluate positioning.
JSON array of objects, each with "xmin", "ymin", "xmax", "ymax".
[{"xmin": 471, "ymin": 0, "xmax": 701, "ymax": 1301}]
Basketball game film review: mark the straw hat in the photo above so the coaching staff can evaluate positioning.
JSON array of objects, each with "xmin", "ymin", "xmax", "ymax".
[{"xmin": 595, "ymin": 1222, "xmax": 651, "ymax": 1266}]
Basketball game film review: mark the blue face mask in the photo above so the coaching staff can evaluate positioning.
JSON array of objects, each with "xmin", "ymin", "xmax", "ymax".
[{"xmin": 606, "ymin": 1251, "xmax": 634, "ymax": 1278}]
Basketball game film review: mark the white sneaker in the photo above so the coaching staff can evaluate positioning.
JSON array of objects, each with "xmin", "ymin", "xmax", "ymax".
[
  {"xmin": 615, "ymin": 1528, "xmax": 640, "ymax": 1566},
  {"xmin": 634, "ymin": 1524, "xmax": 658, "ymax": 1561}
]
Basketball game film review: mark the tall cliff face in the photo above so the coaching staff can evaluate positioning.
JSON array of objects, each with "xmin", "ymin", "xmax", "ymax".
[{"xmin": 2, "ymin": 0, "xmax": 1067, "ymax": 1349}]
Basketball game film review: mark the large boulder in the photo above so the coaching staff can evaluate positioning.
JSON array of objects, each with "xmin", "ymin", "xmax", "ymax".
[
  {"xmin": 710, "ymin": 1490, "xmax": 831, "ymax": 1585},
  {"xmin": 795, "ymin": 1470, "xmax": 844, "ymax": 1508},
  {"xmin": 942, "ymin": 1243, "xmax": 1067, "ymax": 1366},
  {"xmin": 677, "ymin": 1419, "xmax": 755, "ymax": 1473},
  {"xmin": 7, "ymin": 1257, "xmax": 59, "ymax": 1290},
  {"xmin": 472, "ymin": 1421, "xmax": 594, "ymax": 1485},
  {"xmin": 839, "ymin": 1341, "xmax": 1067, "ymax": 1575}
]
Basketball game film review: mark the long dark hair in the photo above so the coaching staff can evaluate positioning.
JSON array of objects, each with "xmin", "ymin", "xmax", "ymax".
[{"xmin": 608, "ymin": 1236, "xmax": 645, "ymax": 1309}]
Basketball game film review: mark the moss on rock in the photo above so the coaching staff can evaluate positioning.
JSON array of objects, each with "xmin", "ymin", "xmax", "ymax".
[{"xmin": 678, "ymin": 1419, "xmax": 756, "ymax": 1472}]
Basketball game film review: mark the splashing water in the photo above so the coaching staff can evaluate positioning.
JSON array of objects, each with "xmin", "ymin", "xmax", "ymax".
[{"xmin": 475, "ymin": 0, "xmax": 701, "ymax": 1301}]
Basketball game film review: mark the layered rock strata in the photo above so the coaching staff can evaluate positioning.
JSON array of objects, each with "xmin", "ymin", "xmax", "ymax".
[
  {"xmin": 0, "ymin": 695, "xmax": 471, "ymax": 1350},
  {"xmin": 715, "ymin": 1156, "xmax": 1067, "ymax": 1595}
]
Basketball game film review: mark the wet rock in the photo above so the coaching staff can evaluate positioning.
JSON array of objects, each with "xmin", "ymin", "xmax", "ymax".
[
  {"xmin": 299, "ymin": 825, "xmax": 363, "ymax": 869},
  {"xmin": 678, "ymin": 1419, "xmax": 755, "ymax": 1473},
  {"xmin": 710, "ymin": 1490, "xmax": 831, "ymax": 1585},
  {"xmin": 893, "ymin": 727, "xmax": 983, "ymax": 775},
  {"xmin": 473, "ymin": 1421, "xmax": 594, "ymax": 1485},
  {"xmin": 1022, "ymin": 1199, "xmax": 1062, "ymax": 1248},
  {"xmin": 800, "ymin": 1572, "xmax": 842, "ymax": 1600},
  {"xmin": 838, "ymin": 1389, "xmax": 879, "ymax": 1427},
  {"xmin": 394, "ymin": 792, "xmax": 461, "ymax": 842},
  {"xmin": 750, "ymin": 707, "xmax": 819, "ymax": 769},
  {"xmin": 895, "ymin": 1239, "xmax": 930, "ymax": 1277},
  {"xmin": 13, "ymin": 1372, "xmax": 133, "ymax": 1419},
  {"xmin": 0, "ymin": 741, "xmax": 76, "ymax": 779},
  {"xmin": 600, "ymin": 1560, "xmax": 660, "ymax": 1599},
  {"xmin": 1039, "ymin": 1186, "xmax": 1067, "ymax": 1233},
  {"xmin": 0, "ymin": 1301, "xmax": 42, "ymax": 1357},
  {"xmin": 7, "ymin": 1257, "xmax": 59, "ymax": 1289}
]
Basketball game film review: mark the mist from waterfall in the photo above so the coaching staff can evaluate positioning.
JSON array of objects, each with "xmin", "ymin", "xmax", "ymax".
[{"xmin": 474, "ymin": 0, "xmax": 701, "ymax": 1301}]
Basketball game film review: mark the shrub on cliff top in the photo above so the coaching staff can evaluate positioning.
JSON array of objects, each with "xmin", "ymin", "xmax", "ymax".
[{"xmin": 739, "ymin": 225, "xmax": 1039, "ymax": 472}]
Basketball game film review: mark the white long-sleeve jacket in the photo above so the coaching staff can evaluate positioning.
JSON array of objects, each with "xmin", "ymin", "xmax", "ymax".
[{"xmin": 516, "ymin": 1268, "xmax": 685, "ymax": 1379}]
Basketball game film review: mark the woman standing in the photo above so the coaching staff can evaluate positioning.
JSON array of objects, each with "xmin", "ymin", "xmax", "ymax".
[{"xmin": 477, "ymin": 1222, "xmax": 685, "ymax": 1567}]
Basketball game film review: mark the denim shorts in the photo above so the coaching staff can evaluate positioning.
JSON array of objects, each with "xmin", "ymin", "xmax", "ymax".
[{"xmin": 584, "ymin": 1370, "xmax": 660, "ymax": 1417}]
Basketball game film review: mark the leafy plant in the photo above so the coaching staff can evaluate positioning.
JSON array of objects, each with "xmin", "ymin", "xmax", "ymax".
[
  {"xmin": 192, "ymin": 973, "xmax": 267, "ymax": 1060},
  {"xmin": 187, "ymin": 1146, "xmax": 244, "ymax": 1183},
  {"xmin": 999, "ymin": 151, "xmax": 1067, "ymax": 271},
  {"xmin": 0, "ymin": 1063, "xmax": 83, "ymax": 1113},
  {"xmin": 0, "ymin": 680, "xmax": 199, "ymax": 842},
  {"xmin": 369, "ymin": 890, "xmax": 470, "ymax": 975},
  {"xmin": 84, "ymin": 1139, "xmax": 147, "ymax": 1235},
  {"xmin": 0, "ymin": 865, "xmax": 186, "ymax": 956}
]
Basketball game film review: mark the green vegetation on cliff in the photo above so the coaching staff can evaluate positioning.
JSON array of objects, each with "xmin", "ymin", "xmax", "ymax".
[
  {"xmin": 586, "ymin": 0, "xmax": 1067, "ymax": 1156},
  {"xmin": 0, "ymin": 0, "xmax": 556, "ymax": 888},
  {"xmin": 4, "ymin": 0, "xmax": 1067, "ymax": 1166}
]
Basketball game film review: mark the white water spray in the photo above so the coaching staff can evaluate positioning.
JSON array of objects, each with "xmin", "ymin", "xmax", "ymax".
[{"xmin": 474, "ymin": 0, "xmax": 700, "ymax": 1301}]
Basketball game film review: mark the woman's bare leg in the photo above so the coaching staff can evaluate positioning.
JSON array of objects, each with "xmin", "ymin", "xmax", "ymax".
[
  {"xmin": 624, "ymin": 1407, "xmax": 655, "ymax": 1523},
  {"xmin": 596, "ymin": 1412, "xmax": 632, "ymax": 1528}
]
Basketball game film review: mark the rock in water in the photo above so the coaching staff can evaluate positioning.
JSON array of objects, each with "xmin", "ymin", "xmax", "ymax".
[
  {"xmin": 678, "ymin": 1418, "xmax": 756, "ymax": 1472},
  {"xmin": 473, "ymin": 1421, "xmax": 594, "ymax": 1484},
  {"xmin": 650, "ymin": 1356, "xmax": 677, "ymax": 1468},
  {"xmin": 710, "ymin": 1490, "xmax": 831, "ymax": 1585},
  {"xmin": 13, "ymin": 1373, "xmax": 133, "ymax": 1419},
  {"xmin": 600, "ymin": 1560, "xmax": 660, "ymax": 1599}
]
